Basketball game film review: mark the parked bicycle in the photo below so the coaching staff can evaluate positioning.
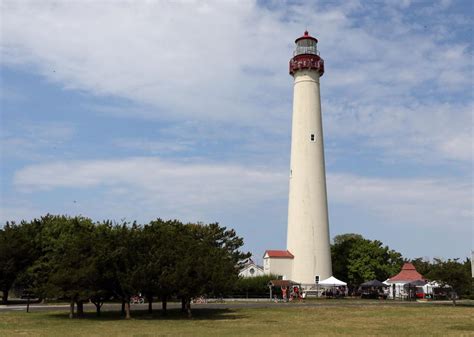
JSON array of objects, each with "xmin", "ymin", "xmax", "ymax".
[
  {"xmin": 130, "ymin": 295, "xmax": 145, "ymax": 304},
  {"xmin": 192, "ymin": 296, "xmax": 207, "ymax": 304}
]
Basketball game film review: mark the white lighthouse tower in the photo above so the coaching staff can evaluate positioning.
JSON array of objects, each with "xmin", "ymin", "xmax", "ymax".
[{"xmin": 286, "ymin": 31, "xmax": 332, "ymax": 285}]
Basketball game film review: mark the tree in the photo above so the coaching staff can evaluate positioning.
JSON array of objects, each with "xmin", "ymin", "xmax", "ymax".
[
  {"xmin": 100, "ymin": 222, "xmax": 141, "ymax": 319},
  {"xmin": 134, "ymin": 219, "xmax": 180, "ymax": 315},
  {"xmin": 410, "ymin": 257, "xmax": 434, "ymax": 278},
  {"xmin": 331, "ymin": 234, "xmax": 361, "ymax": 286},
  {"xmin": 33, "ymin": 215, "xmax": 97, "ymax": 318},
  {"xmin": 424, "ymin": 258, "xmax": 471, "ymax": 306},
  {"xmin": 234, "ymin": 274, "xmax": 276, "ymax": 298},
  {"xmin": 331, "ymin": 233, "xmax": 403, "ymax": 288},
  {"xmin": 87, "ymin": 221, "xmax": 115, "ymax": 316},
  {"xmin": 2, "ymin": 213, "xmax": 251, "ymax": 320},
  {"xmin": 333, "ymin": 233, "xmax": 364, "ymax": 246},
  {"xmin": 0, "ymin": 221, "xmax": 37, "ymax": 304},
  {"xmin": 198, "ymin": 223, "xmax": 251, "ymax": 297},
  {"xmin": 173, "ymin": 222, "xmax": 250, "ymax": 318}
]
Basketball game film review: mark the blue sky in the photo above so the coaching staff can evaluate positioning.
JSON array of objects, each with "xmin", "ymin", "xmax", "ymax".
[{"xmin": 1, "ymin": 0, "xmax": 472, "ymax": 263}]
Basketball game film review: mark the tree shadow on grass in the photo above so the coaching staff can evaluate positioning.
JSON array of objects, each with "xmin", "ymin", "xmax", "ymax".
[{"xmin": 47, "ymin": 308, "xmax": 247, "ymax": 322}]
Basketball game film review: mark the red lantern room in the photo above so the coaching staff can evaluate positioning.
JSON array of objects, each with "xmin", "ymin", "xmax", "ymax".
[{"xmin": 289, "ymin": 31, "xmax": 324, "ymax": 76}]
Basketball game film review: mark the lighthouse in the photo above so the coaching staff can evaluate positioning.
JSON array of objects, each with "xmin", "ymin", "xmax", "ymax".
[{"xmin": 286, "ymin": 31, "xmax": 332, "ymax": 285}]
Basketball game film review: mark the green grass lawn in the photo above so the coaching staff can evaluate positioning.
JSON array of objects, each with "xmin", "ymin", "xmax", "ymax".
[{"xmin": 1, "ymin": 303, "xmax": 472, "ymax": 336}]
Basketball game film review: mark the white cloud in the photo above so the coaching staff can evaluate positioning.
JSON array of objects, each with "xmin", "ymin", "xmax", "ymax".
[
  {"xmin": 1, "ymin": 0, "xmax": 471, "ymax": 165},
  {"xmin": 325, "ymin": 101, "xmax": 473, "ymax": 164},
  {"xmin": 12, "ymin": 157, "xmax": 472, "ymax": 232},
  {"xmin": 13, "ymin": 157, "xmax": 287, "ymax": 221},
  {"xmin": 112, "ymin": 138, "xmax": 193, "ymax": 154},
  {"xmin": 438, "ymin": 134, "xmax": 473, "ymax": 162},
  {"xmin": 0, "ymin": 121, "xmax": 75, "ymax": 160},
  {"xmin": 328, "ymin": 173, "xmax": 472, "ymax": 231},
  {"xmin": 1, "ymin": 1, "xmax": 291, "ymax": 124}
]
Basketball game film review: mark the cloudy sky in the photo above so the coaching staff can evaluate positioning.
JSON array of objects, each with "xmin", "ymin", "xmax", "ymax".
[{"xmin": 1, "ymin": 0, "xmax": 472, "ymax": 262}]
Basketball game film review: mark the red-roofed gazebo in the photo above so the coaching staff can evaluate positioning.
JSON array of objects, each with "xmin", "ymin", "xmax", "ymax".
[
  {"xmin": 385, "ymin": 263, "xmax": 425, "ymax": 300},
  {"xmin": 388, "ymin": 263, "xmax": 425, "ymax": 282}
]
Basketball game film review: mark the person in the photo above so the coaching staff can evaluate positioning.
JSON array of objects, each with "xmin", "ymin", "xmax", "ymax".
[
  {"xmin": 281, "ymin": 286, "xmax": 288, "ymax": 302},
  {"xmin": 294, "ymin": 286, "xmax": 302, "ymax": 301}
]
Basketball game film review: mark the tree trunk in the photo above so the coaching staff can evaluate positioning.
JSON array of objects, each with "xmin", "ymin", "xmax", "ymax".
[
  {"xmin": 76, "ymin": 300, "xmax": 84, "ymax": 318},
  {"xmin": 1, "ymin": 289, "xmax": 8, "ymax": 304},
  {"xmin": 125, "ymin": 301, "xmax": 131, "ymax": 320},
  {"xmin": 69, "ymin": 300, "xmax": 75, "ymax": 319},
  {"xmin": 185, "ymin": 298, "xmax": 192, "ymax": 319},
  {"xmin": 147, "ymin": 295, "xmax": 153, "ymax": 314},
  {"xmin": 121, "ymin": 300, "xmax": 126, "ymax": 316},
  {"xmin": 451, "ymin": 292, "xmax": 457, "ymax": 306},
  {"xmin": 161, "ymin": 297, "xmax": 167, "ymax": 316},
  {"xmin": 181, "ymin": 297, "xmax": 186, "ymax": 312},
  {"xmin": 93, "ymin": 302, "xmax": 102, "ymax": 316}
]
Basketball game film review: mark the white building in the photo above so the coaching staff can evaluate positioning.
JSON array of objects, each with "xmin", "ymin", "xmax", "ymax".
[
  {"xmin": 238, "ymin": 258, "xmax": 264, "ymax": 278},
  {"xmin": 263, "ymin": 250, "xmax": 294, "ymax": 280}
]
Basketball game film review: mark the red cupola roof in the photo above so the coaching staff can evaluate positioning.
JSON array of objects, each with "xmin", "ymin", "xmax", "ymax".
[
  {"xmin": 388, "ymin": 263, "xmax": 425, "ymax": 282},
  {"xmin": 295, "ymin": 30, "xmax": 318, "ymax": 43}
]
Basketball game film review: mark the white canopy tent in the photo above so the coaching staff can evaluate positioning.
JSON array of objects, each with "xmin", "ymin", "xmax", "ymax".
[
  {"xmin": 422, "ymin": 281, "xmax": 451, "ymax": 296},
  {"xmin": 302, "ymin": 276, "xmax": 347, "ymax": 298},
  {"xmin": 318, "ymin": 276, "xmax": 347, "ymax": 287}
]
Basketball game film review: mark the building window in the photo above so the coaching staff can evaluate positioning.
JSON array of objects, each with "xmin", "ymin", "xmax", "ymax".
[
  {"xmin": 310, "ymin": 134, "xmax": 315, "ymax": 141},
  {"xmin": 249, "ymin": 268, "xmax": 255, "ymax": 275},
  {"xmin": 315, "ymin": 275, "xmax": 320, "ymax": 284}
]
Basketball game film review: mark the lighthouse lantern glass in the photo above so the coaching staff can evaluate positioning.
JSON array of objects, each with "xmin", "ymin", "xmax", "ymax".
[{"xmin": 295, "ymin": 39, "xmax": 317, "ymax": 56}]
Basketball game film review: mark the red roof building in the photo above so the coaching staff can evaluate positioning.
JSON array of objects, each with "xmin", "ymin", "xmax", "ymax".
[
  {"xmin": 263, "ymin": 250, "xmax": 294, "ymax": 279},
  {"xmin": 263, "ymin": 250, "xmax": 294, "ymax": 259},
  {"xmin": 387, "ymin": 263, "xmax": 425, "ymax": 282}
]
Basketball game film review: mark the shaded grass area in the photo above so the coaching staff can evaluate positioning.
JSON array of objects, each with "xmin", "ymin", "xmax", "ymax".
[{"xmin": 1, "ymin": 304, "xmax": 472, "ymax": 336}]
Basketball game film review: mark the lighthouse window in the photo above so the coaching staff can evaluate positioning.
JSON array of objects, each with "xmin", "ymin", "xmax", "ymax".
[
  {"xmin": 295, "ymin": 39, "xmax": 317, "ymax": 56},
  {"xmin": 310, "ymin": 134, "xmax": 315, "ymax": 141}
]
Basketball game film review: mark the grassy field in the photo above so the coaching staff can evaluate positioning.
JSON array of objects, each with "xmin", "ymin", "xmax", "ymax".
[{"xmin": 1, "ymin": 302, "xmax": 472, "ymax": 336}]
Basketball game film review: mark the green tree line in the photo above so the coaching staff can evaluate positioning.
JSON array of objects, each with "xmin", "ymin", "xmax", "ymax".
[
  {"xmin": 0, "ymin": 215, "xmax": 250, "ymax": 318},
  {"xmin": 1, "ymin": 218, "xmax": 471, "ymax": 316},
  {"xmin": 331, "ymin": 233, "xmax": 472, "ymax": 300}
]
